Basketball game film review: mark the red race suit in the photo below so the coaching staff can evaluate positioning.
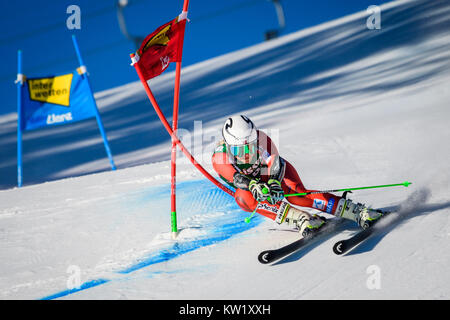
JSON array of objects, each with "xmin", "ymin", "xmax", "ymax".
[{"xmin": 212, "ymin": 130, "xmax": 341, "ymax": 220}]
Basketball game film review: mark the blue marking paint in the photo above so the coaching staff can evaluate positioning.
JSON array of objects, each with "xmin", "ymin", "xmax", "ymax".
[
  {"xmin": 119, "ymin": 218, "xmax": 260, "ymax": 274},
  {"xmin": 41, "ymin": 278, "xmax": 109, "ymax": 300},
  {"xmin": 39, "ymin": 179, "xmax": 262, "ymax": 300}
]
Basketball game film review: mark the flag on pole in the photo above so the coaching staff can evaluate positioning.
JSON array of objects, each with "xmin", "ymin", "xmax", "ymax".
[
  {"xmin": 16, "ymin": 36, "xmax": 116, "ymax": 187},
  {"xmin": 132, "ymin": 15, "xmax": 186, "ymax": 80},
  {"xmin": 20, "ymin": 69, "xmax": 97, "ymax": 131},
  {"xmin": 130, "ymin": 2, "xmax": 238, "ymax": 239}
]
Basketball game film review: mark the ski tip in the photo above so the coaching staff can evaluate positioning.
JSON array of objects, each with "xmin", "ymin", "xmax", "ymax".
[
  {"xmin": 332, "ymin": 241, "xmax": 346, "ymax": 255},
  {"xmin": 403, "ymin": 181, "xmax": 412, "ymax": 187},
  {"xmin": 258, "ymin": 251, "xmax": 272, "ymax": 264}
]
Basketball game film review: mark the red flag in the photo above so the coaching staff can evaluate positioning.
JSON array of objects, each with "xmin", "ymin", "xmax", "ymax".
[{"xmin": 135, "ymin": 16, "xmax": 186, "ymax": 80}]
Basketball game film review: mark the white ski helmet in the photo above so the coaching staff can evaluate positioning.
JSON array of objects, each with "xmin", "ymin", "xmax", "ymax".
[{"xmin": 222, "ymin": 115, "xmax": 257, "ymax": 146}]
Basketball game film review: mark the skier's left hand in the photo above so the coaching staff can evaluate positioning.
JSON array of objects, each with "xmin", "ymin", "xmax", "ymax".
[
  {"xmin": 249, "ymin": 179, "xmax": 270, "ymax": 202},
  {"xmin": 268, "ymin": 179, "xmax": 284, "ymax": 204}
]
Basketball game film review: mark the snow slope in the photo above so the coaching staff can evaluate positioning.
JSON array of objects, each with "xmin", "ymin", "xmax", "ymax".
[{"xmin": 1, "ymin": 0, "xmax": 450, "ymax": 299}]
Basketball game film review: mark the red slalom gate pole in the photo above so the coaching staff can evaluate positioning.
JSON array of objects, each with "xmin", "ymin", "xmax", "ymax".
[
  {"xmin": 170, "ymin": 0, "xmax": 191, "ymax": 238},
  {"xmin": 130, "ymin": 53, "xmax": 235, "ymax": 199}
]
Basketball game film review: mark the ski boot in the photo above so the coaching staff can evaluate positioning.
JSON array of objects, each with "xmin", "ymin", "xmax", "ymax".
[{"xmin": 336, "ymin": 198, "xmax": 383, "ymax": 229}]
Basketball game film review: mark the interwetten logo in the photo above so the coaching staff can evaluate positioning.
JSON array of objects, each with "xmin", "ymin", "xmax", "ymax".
[{"xmin": 28, "ymin": 73, "xmax": 73, "ymax": 106}]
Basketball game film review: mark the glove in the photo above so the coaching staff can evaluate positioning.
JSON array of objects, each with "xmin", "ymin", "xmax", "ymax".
[
  {"xmin": 267, "ymin": 179, "xmax": 284, "ymax": 204},
  {"xmin": 249, "ymin": 179, "xmax": 270, "ymax": 202}
]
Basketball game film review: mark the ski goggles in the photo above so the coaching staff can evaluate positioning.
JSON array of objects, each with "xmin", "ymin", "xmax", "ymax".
[{"xmin": 228, "ymin": 140, "xmax": 258, "ymax": 158}]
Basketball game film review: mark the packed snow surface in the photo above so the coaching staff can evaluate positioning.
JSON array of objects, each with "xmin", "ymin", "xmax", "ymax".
[{"xmin": 1, "ymin": 0, "xmax": 449, "ymax": 299}]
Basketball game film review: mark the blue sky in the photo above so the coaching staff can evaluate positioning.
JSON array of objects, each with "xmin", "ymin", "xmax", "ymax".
[{"xmin": 0, "ymin": 0, "xmax": 387, "ymax": 115}]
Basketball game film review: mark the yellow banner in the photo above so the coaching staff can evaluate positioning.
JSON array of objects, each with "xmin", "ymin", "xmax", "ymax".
[{"xmin": 28, "ymin": 73, "xmax": 73, "ymax": 107}]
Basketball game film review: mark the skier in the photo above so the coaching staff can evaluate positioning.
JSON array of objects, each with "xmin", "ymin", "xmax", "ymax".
[{"xmin": 212, "ymin": 115, "xmax": 384, "ymax": 237}]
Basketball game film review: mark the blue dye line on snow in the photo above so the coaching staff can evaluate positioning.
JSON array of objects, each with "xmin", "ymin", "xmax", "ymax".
[
  {"xmin": 119, "ymin": 218, "xmax": 261, "ymax": 274},
  {"xmin": 41, "ymin": 278, "xmax": 110, "ymax": 300},
  {"xmin": 39, "ymin": 179, "xmax": 262, "ymax": 300}
]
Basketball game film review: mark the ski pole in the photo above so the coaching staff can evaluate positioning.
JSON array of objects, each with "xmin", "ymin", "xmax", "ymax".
[
  {"xmin": 244, "ymin": 205, "xmax": 258, "ymax": 224},
  {"xmin": 284, "ymin": 181, "xmax": 412, "ymax": 197},
  {"xmin": 244, "ymin": 188, "xmax": 271, "ymax": 223},
  {"xmin": 245, "ymin": 182, "xmax": 411, "ymax": 222}
]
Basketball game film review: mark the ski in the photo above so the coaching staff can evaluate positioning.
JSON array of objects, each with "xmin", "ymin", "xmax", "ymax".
[
  {"xmin": 332, "ymin": 210, "xmax": 392, "ymax": 255},
  {"xmin": 258, "ymin": 218, "xmax": 344, "ymax": 264}
]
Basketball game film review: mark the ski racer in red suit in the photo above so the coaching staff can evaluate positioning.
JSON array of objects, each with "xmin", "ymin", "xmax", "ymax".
[{"xmin": 212, "ymin": 115, "xmax": 383, "ymax": 236}]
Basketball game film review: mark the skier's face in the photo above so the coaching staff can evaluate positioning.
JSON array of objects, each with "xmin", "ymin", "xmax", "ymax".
[{"xmin": 229, "ymin": 140, "xmax": 258, "ymax": 164}]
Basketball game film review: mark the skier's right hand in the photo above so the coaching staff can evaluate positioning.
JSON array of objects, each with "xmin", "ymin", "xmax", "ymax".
[{"xmin": 249, "ymin": 179, "xmax": 270, "ymax": 202}]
